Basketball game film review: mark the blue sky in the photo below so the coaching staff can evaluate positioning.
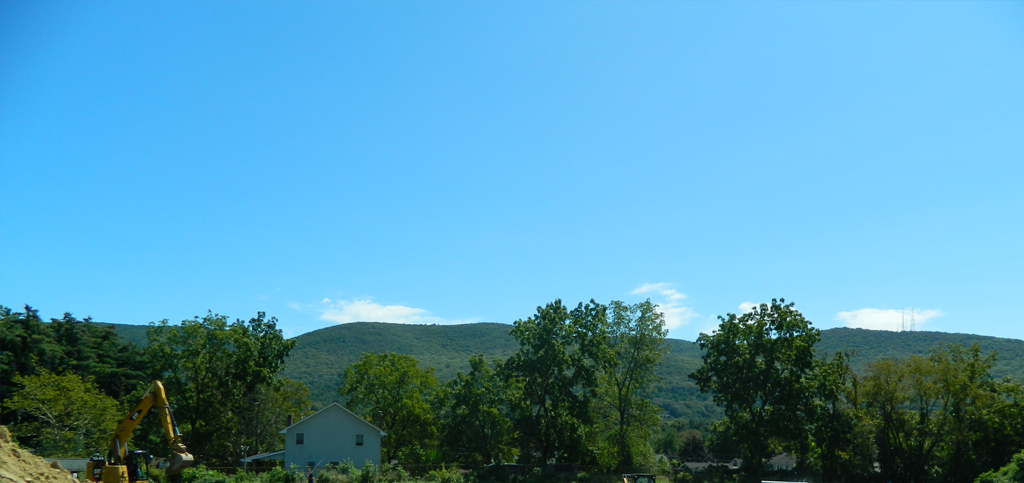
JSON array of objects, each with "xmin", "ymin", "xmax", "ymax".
[{"xmin": 2, "ymin": 1, "xmax": 1022, "ymax": 341}]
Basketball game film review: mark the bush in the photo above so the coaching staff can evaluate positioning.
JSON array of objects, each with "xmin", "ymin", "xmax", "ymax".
[
  {"xmin": 315, "ymin": 468, "xmax": 347, "ymax": 483},
  {"xmin": 336, "ymin": 461, "xmax": 359, "ymax": 476},
  {"xmin": 379, "ymin": 464, "xmax": 408, "ymax": 483},
  {"xmin": 670, "ymin": 471, "xmax": 692, "ymax": 483},
  {"xmin": 258, "ymin": 466, "xmax": 305, "ymax": 483},
  {"xmin": 180, "ymin": 466, "xmax": 229, "ymax": 483},
  {"xmin": 359, "ymin": 463, "xmax": 379, "ymax": 483},
  {"xmin": 975, "ymin": 450, "xmax": 1024, "ymax": 483},
  {"xmin": 147, "ymin": 467, "xmax": 167, "ymax": 483},
  {"xmin": 427, "ymin": 465, "xmax": 463, "ymax": 483}
]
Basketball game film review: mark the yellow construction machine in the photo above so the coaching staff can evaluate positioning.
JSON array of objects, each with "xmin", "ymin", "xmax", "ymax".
[{"xmin": 87, "ymin": 381, "xmax": 194, "ymax": 483}]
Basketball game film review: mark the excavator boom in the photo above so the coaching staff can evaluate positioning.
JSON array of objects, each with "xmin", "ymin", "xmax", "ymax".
[{"xmin": 90, "ymin": 381, "xmax": 194, "ymax": 483}]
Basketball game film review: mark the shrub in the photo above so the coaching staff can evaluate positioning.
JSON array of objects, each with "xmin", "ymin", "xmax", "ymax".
[
  {"xmin": 975, "ymin": 450, "xmax": 1024, "ymax": 483},
  {"xmin": 257, "ymin": 466, "xmax": 305, "ymax": 483},
  {"xmin": 180, "ymin": 466, "xmax": 229, "ymax": 483},
  {"xmin": 671, "ymin": 471, "xmax": 692, "ymax": 483},
  {"xmin": 316, "ymin": 468, "xmax": 346, "ymax": 483},
  {"xmin": 427, "ymin": 465, "xmax": 463, "ymax": 483},
  {"xmin": 379, "ymin": 464, "xmax": 408, "ymax": 483}
]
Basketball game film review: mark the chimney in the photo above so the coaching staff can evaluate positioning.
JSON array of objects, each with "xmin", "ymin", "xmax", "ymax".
[{"xmin": 287, "ymin": 414, "xmax": 293, "ymax": 426}]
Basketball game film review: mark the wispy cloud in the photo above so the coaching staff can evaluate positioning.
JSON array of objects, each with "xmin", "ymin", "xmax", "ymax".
[
  {"xmin": 834, "ymin": 308, "xmax": 944, "ymax": 331},
  {"xmin": 738, "ymin": 302, "xmax": 757, "ymax": 314},
  {"xmin": 631, "ymin": 283, "xmax": 697, "ymax": 330},
  {"xmin": 292, "ymin": 297, "xmax": 477, "ymax": 325}
]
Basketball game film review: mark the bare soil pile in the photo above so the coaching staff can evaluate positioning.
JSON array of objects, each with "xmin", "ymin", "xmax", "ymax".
[{"xmin": 0, "ymin": 426, "xmax": 76, "ymax": 483}]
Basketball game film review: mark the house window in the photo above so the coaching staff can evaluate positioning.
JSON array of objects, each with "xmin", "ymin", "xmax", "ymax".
[
  {"xmin": 296, "ymin": 432, "xmax": 304, "ymax": 445},
  {"xmin": 356, "ymin": 434, "xmax": 364, "ymax": 446}
]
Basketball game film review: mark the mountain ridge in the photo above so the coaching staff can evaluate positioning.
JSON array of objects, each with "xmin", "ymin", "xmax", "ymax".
[{"xmin": 104, "ymin": 321, "xmax": 1024, "ymax": 420}]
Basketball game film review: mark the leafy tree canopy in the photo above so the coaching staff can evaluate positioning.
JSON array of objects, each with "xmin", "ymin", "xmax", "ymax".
[
  {"xmin": 590, "ymin": 300, "xmax": 668, "ymax": 471},
  {"xmin": 145, "ymin": 311, "xmax": 298, "ymax": 465},
  {"xmin": 341, "ymin": 351, "xmax": 438, "ymax": 465},
  {"xmin": 690, "ymin": 299, "xmax": 819, "ymax": 483},
  {"xmin": 503, "ymin": 299, "xmax": 606, "ymax": 465},
  {"xmin": 4, "ymin": 370, "xmax": 121, "ymax": 457}
]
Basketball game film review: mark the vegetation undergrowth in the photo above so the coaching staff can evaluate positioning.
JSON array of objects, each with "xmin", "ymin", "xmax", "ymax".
[{"xmin": 975, "ymin": 450, "xmax": 1024, "ymax": 483}]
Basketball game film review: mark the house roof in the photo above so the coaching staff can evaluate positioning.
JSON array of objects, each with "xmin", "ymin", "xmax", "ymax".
[
  {"xmin": 278, "ymin": 402, "xmax": 387, "ymax": 436},
  {"xmin": 241, "ymin": 450, "xmax": 286, "ymax": 462},
  {"xmin": 768, "ymin": 453, "xmax": 797, "ymax": 465}
]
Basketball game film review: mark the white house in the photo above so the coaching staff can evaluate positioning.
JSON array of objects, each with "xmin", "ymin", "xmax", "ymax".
[{"xmin": 244, "ymin": 403, "xmax": 386, "ymax": 469}]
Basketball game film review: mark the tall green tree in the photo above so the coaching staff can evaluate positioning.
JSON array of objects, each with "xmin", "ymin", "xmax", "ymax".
[
  {"xmin": 803, "ymin": 351, "xmax": 874, "ymax": 483},
  {"xmin": 232, "ymin": 377, "xmax": 314, "ymax": 459},
  {"xmin": 146, "ymin": 311, "xmax": 295, "ymax": 465},
  {"xmin": 503, "ymin": 299, "xmax": 606, "ymax": 465},
  {"xmin": 863, "ymin": 343, "xmax": 1024, "ymax": 483},
  {"xmin": 590, "ymin": 300, "xmax": 668, "ymax": 471},
  {"xmin": 1, "ymin": 305, "xmax": 153, "ymax": 431},
  {"xmin": 341, "ymin": 352, "xmax": 438, "ymax": 464},
  {"xmin": 690, "ymin": 299, "xmax": 819, "ymax": 483},
  {"xmin": 4, "ymin": 371, "xmax": 121, "ymax": 457},
  {"xmin": 435, "ymin": 355, "xmax": 516, "ymax": 466}
]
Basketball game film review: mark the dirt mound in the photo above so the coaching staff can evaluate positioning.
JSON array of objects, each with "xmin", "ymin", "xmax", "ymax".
[{"xmin": 0, "ymin": 426, "xmax": 76, "ymax": 483}]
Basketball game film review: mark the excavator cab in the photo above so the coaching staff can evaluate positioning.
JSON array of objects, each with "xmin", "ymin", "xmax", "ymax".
[
  {"xmin": 126, "ymin": 450, "xmax": 150, "ymax": 482},
  {"xmin": 88, "ymin": 455, "xmax": 106, "ymax": 482}
]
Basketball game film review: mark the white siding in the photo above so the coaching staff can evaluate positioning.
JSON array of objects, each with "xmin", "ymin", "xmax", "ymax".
[{"xmin": 281, "ymin": 404, "xmax": 383, "ymax": 469}]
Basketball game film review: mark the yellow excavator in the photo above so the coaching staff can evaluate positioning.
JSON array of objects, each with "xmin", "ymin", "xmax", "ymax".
[{"xmin": 87, "ymin": 381, "xmax": 194, "ymax": 483}]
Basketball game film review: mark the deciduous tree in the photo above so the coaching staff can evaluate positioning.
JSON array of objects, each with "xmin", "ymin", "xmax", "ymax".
[
  {"xmin": 5, "ymin": 371, "xmax": 121, "ymax": 457},
  {"xmin": 504, "ymin": 300, "xmax": 605, "ymax": 465},
  {"xmin": 591, "ymin": 300, "xmax": 668, "ymax": 471},
  {"xmin": 146, "ymin": 312, "xmax": 295, "ymax": 465},
  {"xmin": 690, "ymin": 299, "xmax": 819, "ymax": 483},
  {"xmin": 863, "ymin": 343, "xmax": 1024, "ymax": 483},
  {"xmin": 436, "ymin": 355, "xmax": 515, "ymax": 465},
  {"xmin": 804, "ymin": 351, "xmax": 874, "ymax": 483},
  {"xmin": 341, "ymin": 352, "xmax": 437, "ymax": 464}
]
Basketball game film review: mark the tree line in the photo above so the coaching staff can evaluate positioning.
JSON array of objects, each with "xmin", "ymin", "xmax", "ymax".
[
  {"xmin": 1, "ymin": 305, "xmax": 310, "ymax": 466},
  {"xmin": 338, "ymin": 300, "xmax": 1024, "ymax": 482},
  {"xmin": 690, "ymin": 299, "xmax": 1024, "ymax": 483},
  {"xmin": 339, "ymin": 299, "xmax": 669, "ymax": 472},
  {"xmin": 3, "ymin": 300, "xmax": 1024, "ymax": 483}
]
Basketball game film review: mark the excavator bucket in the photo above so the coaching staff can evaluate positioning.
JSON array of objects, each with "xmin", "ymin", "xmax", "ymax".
[{"xmin": 166, "ymin": 453, "xmax": 194, "ymax": 475}]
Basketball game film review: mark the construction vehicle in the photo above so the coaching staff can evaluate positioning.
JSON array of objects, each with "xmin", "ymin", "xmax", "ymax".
[
  {"xmin": 86, "ymin": 381, "xmax": 194, "ymax": 483},
  {"xmin": 622, "ymin": 474, "xmax": 656, "ymax": 483}
]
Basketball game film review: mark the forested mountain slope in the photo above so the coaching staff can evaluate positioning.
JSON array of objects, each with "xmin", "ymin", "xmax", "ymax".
[
  {"xmin": 818, "ymin": 327, "xmax": 1024, "ymax": 380},
  {"xmin": 105, "ymin": 322, "xmax": 150, "ymax": 347},
  {"xmin": 109, "ymin": 321, "xmax": 1023, "ymax": 419},
  {"xmin": 278, "ymin": 322, "xmax": 521, "ymax": 408},
  {"xmin": 274, "ymin": 322, "xmax": 1024, "ymax": 418}
]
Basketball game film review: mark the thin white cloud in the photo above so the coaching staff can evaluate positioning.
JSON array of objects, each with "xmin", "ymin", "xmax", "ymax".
[
  {"xmin": 631, "ymin": 283, "xmax": 697, "ymax": 330},
  {"xmin": 301, "ymin": 297, "xmax": 476, "ymax": 325},
  {"xmin": 834, "ymin": 308, "xmax": 943, "ymax": 331},
  {"xmin": 632, "ymin": 283, "xmax": 670, "ymax": 295},
  {"xmin": 738, "ymin": 301, "xmax": 757, "ymax": 314}
]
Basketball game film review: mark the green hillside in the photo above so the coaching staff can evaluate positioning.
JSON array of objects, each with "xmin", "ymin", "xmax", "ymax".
[
  {"xmin": 280, "ymin": 323, "xmax": 1024, "ymax": 418},
  {"xmin": 111, "ymin": 320, "xmax": 1024, "ymax": 420},
  {"xmin": 106, "ymin": 322, "xmax": 151, "ymax": 347},
  {"xmin": 818, "ymin": 328, "xmax": 1024, "ymax": 381},
  {"xmin": 279, "ymin": 322, "xmax": 521, "ymax": 408}
]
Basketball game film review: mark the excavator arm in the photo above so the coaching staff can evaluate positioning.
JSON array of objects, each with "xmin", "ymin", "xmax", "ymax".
[{"xmin": 108, "ymin": 381, "xmax": 194, "ymax": 475}]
